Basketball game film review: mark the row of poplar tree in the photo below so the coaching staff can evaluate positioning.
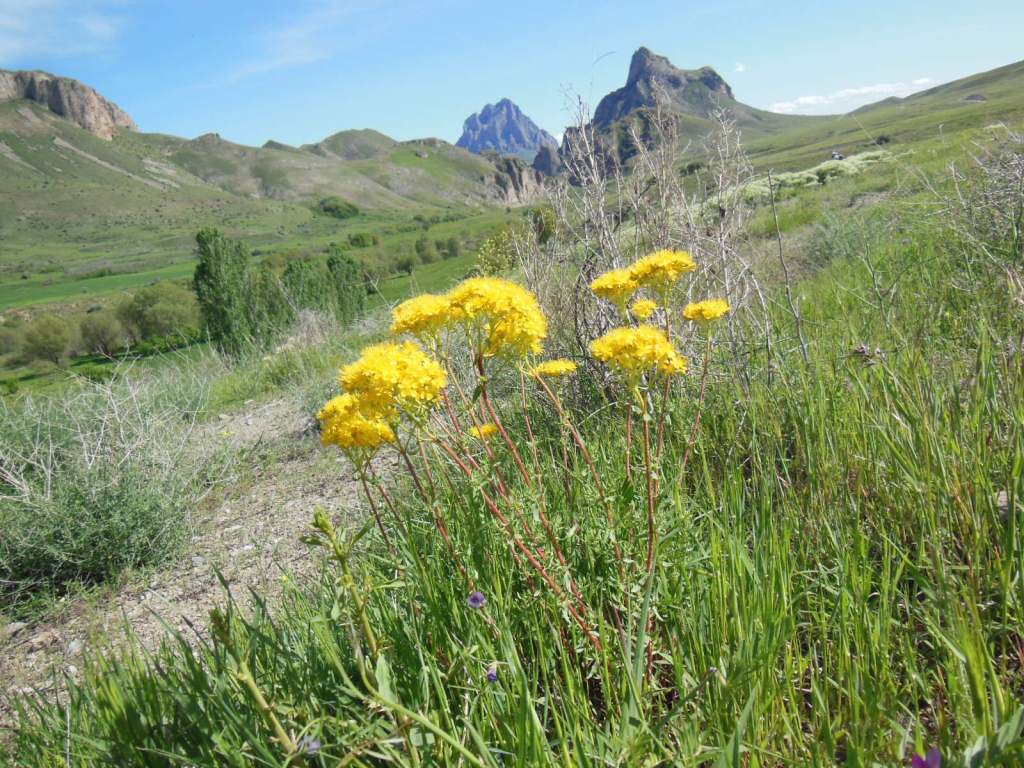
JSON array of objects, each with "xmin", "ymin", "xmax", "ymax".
[{"xmin": 192, "ymin": 228, "xmax": 366, "ymax": 354}]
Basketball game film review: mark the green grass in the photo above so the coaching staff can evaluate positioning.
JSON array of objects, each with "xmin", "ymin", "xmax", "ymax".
[{"xmin": 7, "ymin": 169, "xmax": 1024, "ymax": 765}]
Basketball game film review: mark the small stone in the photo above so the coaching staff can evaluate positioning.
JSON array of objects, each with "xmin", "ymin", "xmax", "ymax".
[
  {"xmin": 66, "ymin": 639, "xmax": 84, "ymax": 656},
  {"xmin": 192, "ymin": 556, "xmax": 205, "ymax": 567},
  {"xmin": 3, "ymin": 621, "xmax": 28, "ymax": 640},
  {"xmin": 218, "ymin": 413, "xmax": 230, "ymax": 421}
]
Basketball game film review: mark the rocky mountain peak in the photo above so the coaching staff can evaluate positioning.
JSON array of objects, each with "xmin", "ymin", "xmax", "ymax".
[
  {"xmin": 593, "ymin": 47, "xmax": 735, "ymax": 128},
  {"xmin": 0, "ymin": 69, "xmax": 137, "ymax": 140},
  {"xmin": 457, "ymin": 99, "xmax": 557, "ymax": 161}
]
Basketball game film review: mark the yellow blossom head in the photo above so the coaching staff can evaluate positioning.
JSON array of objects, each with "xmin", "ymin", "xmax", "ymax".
[
  {"xmin": 531, "ymin": 359, "xmax": 578, "ymax": 378},
  {"xmin": 391, "ymin": 293, "xmax": 453, "ymax": 340},
  {"xmin": 683, "ymin": 298, "xmax": 730, "ymax": 326},
  {"xmin": 446, "ymin": 277, "xmax": 547, "ymax": 359},
  {"xmin": 630, "ymin": 299, "xmax": 658, "ymax": 321},
  {"xmin": 590, "ymin": 325, "xmax": 688, "ymax": 382},
  {"xmin": 469, "ymin": 423, "xmax": 498, "ymax": 440},
  {"xmin": 339, "ymin": 341, "xmax": 447, "ymax": 415},
  {"xmin": 590, "ymin": 268, "xmax": 638, "ymax": 310},
  {"xmin": 628, "ymin": 250, "xmax": 696, "ymax": 291},
  {"xmin": 317, "ymin": 393, "xmax": 396, "ymax": 453}
]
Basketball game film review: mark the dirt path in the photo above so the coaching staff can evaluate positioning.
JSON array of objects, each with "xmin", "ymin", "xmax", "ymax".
[{"xmin": 0, "ymin": 396, "xmax": 392, "ymax": 733}]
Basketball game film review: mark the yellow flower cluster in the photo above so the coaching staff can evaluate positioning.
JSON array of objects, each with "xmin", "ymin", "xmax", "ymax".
[
  {"xmin": 630, "ymin": 299, "xmax": 658, "ymax": 321},
  {"xmin": 391, "ymin": 277, "xmax": 547, "ymax": 359},
  {"xmin": 531, "ymin": 359, "xmax": 578, "ymax": 378},
  {"xmin": 629, "ymin": 249, "xmax": 696, "ymax": 290},
  {"xmin": 469, "ymin": 423, "xmax": 498, "ymax": 440},
  {"xmin": 683, "ymin": 298, "xmax": 731, "ymax": 325},
  {"xmin": 446, "ymin": 277, "xmax": 547, "ymax": 358},
  {"xmin": 590, "ymin": 325, "xmax": 687, "ymax": 380},
  {"xmin": 340, "ymin": 341, "xmax": 447, "ymax": 414},
  {"xmin": 590, "ymin": 268, "xmax": 639, "ymax": 310},
  {"xmin": 318, "ymin": 394, "xmax": 395, "ymax": 451},
  {"xmin": 390, "ymin": 293, "xmax": 453, "ymax": 339},
  {"xmin": 590, "ymin": 250, "xmax": 696, "ymax": 310}
]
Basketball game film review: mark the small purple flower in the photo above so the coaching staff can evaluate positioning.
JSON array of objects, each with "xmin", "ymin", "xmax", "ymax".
[
  {"xmin": 467, "ymin": 591, "xmax": 487, "ymax": 609},
  {"xmin": 298, "ymin": 736, "xmax": 322, "ymax": 756},
  {"xmin": 910, "ymin": 747, "xmax": 940, "ymax": 768},
  {"xmin": 486, "ymin": 666, "xmax": 499, "ymax": 683}
]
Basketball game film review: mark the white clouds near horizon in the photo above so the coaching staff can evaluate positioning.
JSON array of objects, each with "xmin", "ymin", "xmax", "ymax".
[{"xmin": 770, "ymin": 77, "xmax": 936, "ymax": 114}]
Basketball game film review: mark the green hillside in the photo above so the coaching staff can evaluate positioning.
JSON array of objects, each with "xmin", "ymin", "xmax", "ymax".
[{"xmin": 0, "ymin": 102, "xmax": 525, "ymax": 313}]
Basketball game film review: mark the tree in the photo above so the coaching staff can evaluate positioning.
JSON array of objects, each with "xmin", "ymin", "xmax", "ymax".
[
  {"xmin": 79, "ymin": 312, "xmax": 124, "ymax": 357},
  {"xmin": 327, "ymin": 247, "xmax": 365, "ymax": 325},
  {"xmin": 415, "ymin": 236, "xmax": 437, "ymax": 264},
  {"xmin": 445, "ymin": 236, "xmax": 462, "ymax": 260},
  {"xmin": 117, "ymin": 283, "xmax": 198, "ymax": 342},
  {"xmin": 193, "ymin": 228, "xmax": 257, "ymax": 353},
  {"xmin": 282, "ymin": 259, "xmax": 332, "ymax": 313},
  {"xmin": 22, "ymin": 315, "xmax": 72, "ymax": 365}
]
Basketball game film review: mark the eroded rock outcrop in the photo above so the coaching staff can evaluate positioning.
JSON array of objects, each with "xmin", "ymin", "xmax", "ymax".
[{"xmin": 0, "ymin": 69, "xmax": 136, "ymax": 139}]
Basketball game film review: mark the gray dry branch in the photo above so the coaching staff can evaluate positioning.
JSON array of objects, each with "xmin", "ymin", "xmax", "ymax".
[
  {"xmin": 522, "ymin": 91, "xmax": 768, "ymax": 385},
  {"xmin": 0, "ymin": 362, "xmax": 226, "ymax": 606}
]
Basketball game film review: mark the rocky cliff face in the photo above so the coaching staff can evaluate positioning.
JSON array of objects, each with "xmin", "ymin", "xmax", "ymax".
[
  {"xmin": 592, "ymin": 47, "xmax": 735, "ymax": 129},
  {"xmin": 457, "ymin": 98, "xmax": 557, "ymax": 159},
  {"xmin": 0, "ymin": 70, "xmax": 136, "ymax": 139},
  {"xmin": 488, "ymin": 155, "xmax": 545, "ymax": 203}
]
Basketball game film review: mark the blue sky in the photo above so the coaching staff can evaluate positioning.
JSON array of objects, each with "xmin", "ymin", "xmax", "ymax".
[{"xmin": 1, "ymin": 0, "xmax": 1021, "ymax": 147}]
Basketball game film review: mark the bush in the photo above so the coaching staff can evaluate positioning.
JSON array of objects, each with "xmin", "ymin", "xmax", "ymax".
[
  {"xmin": 317, "ymin": 196, "xmax": 360, "ymax": 220},
  {"xmin": 118, "ymin": 282, "xmax": 199, "ymax": 343},
  {"xmin": 21, "ymin": 314, "xmax": 72, "ymax": 365},
  {"xmin": 415, "ymin": 236, "xmax": 437, "ymax": 264},
  {"xmin": 79, "ymin": 311, "xmax": 124, "ymax": 357},
  {"xmin": 0, "ymin": 325, "xmax": 21, "ymax": 355},
  {"xmin": 74, "ymin": 362, "xmax": 115, "ymax": 383},
  {"xmin": 476, "ymin": 225, "xmax": 523, "ymax": 275},
  {"xmin": 445, "ymin": 236, "xmax": 462, "ymax": 259},
  {"xmin": 529, "ymin": 205, "xmax": 556, "ymax": 245},
  {"xmin": 0, "ymin": 372, "xmax": 219, "ymax": 611},
  {"xmin": 395, "ymin": 254, "xmax": 417, "ymax": 275},
  {"xmin": 348, "ymin": 232, "xmax": 378, "ymax": 248}
]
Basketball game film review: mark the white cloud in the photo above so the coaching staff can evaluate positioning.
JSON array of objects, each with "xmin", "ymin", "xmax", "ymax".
[
  {"xmin": 0, "ymin": 0, "xmax": 126, "ymax": 64},
  {"xmin": 734, "ymin": 62, "xmax": 747, "ymax": 73},
  {"xmin": 225, "ymin": 0, "xmax": 407, "ymax": 84},
  {"xmin": 770, "ymin": 77, "xmax": 936, "ymax": 114}
]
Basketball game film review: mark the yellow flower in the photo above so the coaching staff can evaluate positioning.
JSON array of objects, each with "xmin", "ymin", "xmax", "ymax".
[
  {"xmin": 590, "ymin": 325, "xmax": 688, "ymax": 380},
  {"xmin": 683, "ymin": 298, "xmax": 731, "ymax": 325},
  {"xmin": 630, "ymin": 299, "xmax": 658, "ymax": 320},
  {"xmin": 590, "ymin": 268, "xmax": 638, "ymax": 309},
  {"xmin": 446, "ymin": 277, "xmax": 547, "ymax": 358},
  {"xmin": 317, "ymin": 394, "xmax": 396, "ymax": 451},
  {"xmin": 469, "ymin": 423, "xmax": 498, "ymax": 440},
  {"xmin": 628, "ymin": 249, "xmax": 696, "ymax": 290},
  {"xmin": 339, "ymin": 341, "xmax": 447, "ymax": 414},
  {"xmin": 391, "ymin": 293, "xmax": 453, "ymax": 339},
  {"xmin": 531, "ymin": 359, "xmax": 578, "ymax": 378}
]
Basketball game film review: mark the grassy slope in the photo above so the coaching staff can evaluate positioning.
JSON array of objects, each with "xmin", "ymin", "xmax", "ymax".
[
  {"xmin": 0, "ymin": 102, "xmax": 506, "ymax": 313},
  {"xmin": 742, "ymin": 59, "xmax": 1024, "ymax": 171},
  {"xmin": 8, "ymin": 149, "xmax": 1024, "ymax": 765}
]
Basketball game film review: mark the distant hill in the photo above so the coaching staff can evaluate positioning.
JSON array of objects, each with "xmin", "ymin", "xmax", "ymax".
[
  {"xmin": 457, "ymin": 99, "xmax": 557, "ymax": 162},
  {"xmin": 0, "ymin": 73, "xmax": 548, "ymax": 304}
]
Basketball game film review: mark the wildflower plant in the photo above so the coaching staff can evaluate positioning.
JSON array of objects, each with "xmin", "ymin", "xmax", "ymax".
[{"xmin": 294, "ymin": 250, "xmax": 738, "ymax": 763}]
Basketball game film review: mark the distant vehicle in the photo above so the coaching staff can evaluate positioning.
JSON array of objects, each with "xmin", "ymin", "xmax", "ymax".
[{"xmin": 831, "ymin": 151, "xmax": 845, "ymax": 160}]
